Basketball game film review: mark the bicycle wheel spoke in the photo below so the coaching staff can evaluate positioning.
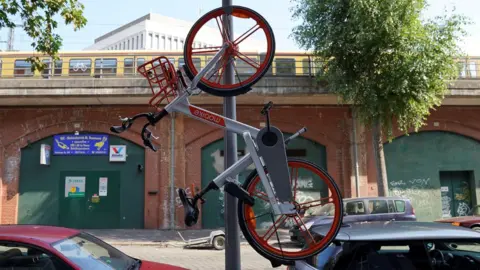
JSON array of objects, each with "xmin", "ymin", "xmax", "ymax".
[
  {"xmin": 234, "ymin": 51, "xmax": 260, "ymax": 70},
  {"xmin": 215, "ymin": 15, "xmax": 231, "ymax": 43},
  {"xmin": 290, "ymin": 167, "xmax": 299, "ymax": 201},
  {"xmin": 262, "ymin": 215, "xmax": 287, "ymax": 241},
  {"xmin": 234, "ymin": 24, "xmax": 261, "ymax": 46},
  {"xmin": 245, "ymin": 211, "xmax": 273, "ymax": 222},
  {"xmin": 293, "ymin": 214, "xmax": 317, "ymax": 245},
  {"xmin": 212, "ymin": 55, "xmax": 233, "ymax": 83},
  {"xmin": 297, "ymin": 196, "xmax": 333, "ymax": 208},
  {"xmin": 253, "ymin": 189, "xmax": 269, "ymax": 202},
  {"xmin": 191, "ymin": 46, "xmax": 222, "ymax": 54}
]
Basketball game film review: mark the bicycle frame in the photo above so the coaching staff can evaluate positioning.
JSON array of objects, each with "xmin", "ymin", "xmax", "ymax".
[{"xmin": 159, "ymin": 44, "xmax": 297, "ymax": 215}]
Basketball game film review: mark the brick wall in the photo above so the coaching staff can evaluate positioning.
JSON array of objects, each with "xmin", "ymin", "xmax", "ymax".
[{"xmin": 0, "ymin": 104, "xmax": 354, "ymax": 229}]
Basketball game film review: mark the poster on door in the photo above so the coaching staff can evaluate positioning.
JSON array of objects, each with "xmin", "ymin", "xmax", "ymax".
[
  {"xmin": 99, "ymin": 177, "xmax": 108, "ymax": 196},
  {"xmin": 65, "ymin": 176, "xmax": 85, "ymax": 198}
]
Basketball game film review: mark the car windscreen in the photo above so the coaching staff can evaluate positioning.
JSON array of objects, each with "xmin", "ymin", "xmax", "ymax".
[{"xmin": 52, "ymin": 232, "xmax": 136, "ymax": 270}]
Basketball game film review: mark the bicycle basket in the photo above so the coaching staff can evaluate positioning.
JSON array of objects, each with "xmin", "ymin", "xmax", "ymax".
[{"xmin": 137, "ymin": 56, "xmax": 178, "ymax": 108}]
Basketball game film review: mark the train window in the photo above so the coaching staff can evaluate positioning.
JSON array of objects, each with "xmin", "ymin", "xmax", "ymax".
[
  {"xmin": 302, "ymin": 58, "xmax": 311, "ymax": 75},
  {"xmin": 124, "ymin": 58, "xmax": 134, "ymax": 75},
  {"xmin": 94, "ymin": 58, "xmax": 117, "ymax": 76},
  {"xmin": 178, "ymin": 58, "xmax": 201, "ymax": 70},
  {"xmin": 14, "ymin": 60, "xmax": 34, "ymax": 77},
  {"xmin": 137, "ymin": 58, "xmax": 145, "ymax": 70},
  {"xmin": 469, "ymin": 61, "xmax": 477, "ymax": 78},
  {"xmin": 69, "ymin": 59, "xmax": 91, "ymax": 76},
  {"xmin": 42, "ymin": 59, "xmax": 63, "ymax": 77},
  {"xmin": 458, "ymin": 61, "xmax": 466, "ymax": 78},
  {"xmin": 275, "ymin": 58, "xmax": 296, "ymax": 75},
  {"xmin": 235, "ymin": 55, "xmax": 258, "ymax": 75},
  {"xmin": 260, "ymin": 53, "xmax": 273, "ymax": 76}
]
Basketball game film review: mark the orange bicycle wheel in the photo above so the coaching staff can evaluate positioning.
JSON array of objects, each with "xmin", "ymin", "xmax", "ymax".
[
  {"xmin": 238, "ymin": 158, "xmax": 344, "ymax": 265},
  {"xmin": 183, "ymin": 5, "xmax": 275, "ymax": 97}
]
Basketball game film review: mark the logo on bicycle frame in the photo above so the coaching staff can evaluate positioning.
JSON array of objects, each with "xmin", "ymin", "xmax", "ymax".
[{"xmin": 189, "ymin": 106, "xmax": 225, "ymax": 126}]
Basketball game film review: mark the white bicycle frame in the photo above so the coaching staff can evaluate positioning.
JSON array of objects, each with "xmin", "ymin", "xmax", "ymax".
[{"xmin": 161, "ymin": 43, "xmax": 296, "ymax": 215}]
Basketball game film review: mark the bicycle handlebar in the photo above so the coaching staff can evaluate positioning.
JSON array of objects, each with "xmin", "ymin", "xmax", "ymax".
[{"xmin": 110, "ymin": 109, "xmax": 169, "ymax": 152}]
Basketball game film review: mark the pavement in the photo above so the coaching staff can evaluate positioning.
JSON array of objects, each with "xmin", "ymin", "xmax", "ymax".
[
  {"xmin": 86, "ymin": 228, "xmax": 291, "ymax": 247},
  {"xmin": 84, "ymin": 228, "xmax": 292, "ymax": 269},
  {"xmin": 116, "ymin": 246, "xmax": 280, "ymax": 270}
]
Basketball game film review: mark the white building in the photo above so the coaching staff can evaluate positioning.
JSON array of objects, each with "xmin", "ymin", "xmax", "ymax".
[{"xmin": 84, "ymin": 13, "xmax": 265, "ymax": 52}]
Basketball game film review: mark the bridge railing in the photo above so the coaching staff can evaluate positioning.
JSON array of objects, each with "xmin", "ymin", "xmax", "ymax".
[{"xmin": 0, "ymin": 53, "xmax": 478, "ymax": 79}]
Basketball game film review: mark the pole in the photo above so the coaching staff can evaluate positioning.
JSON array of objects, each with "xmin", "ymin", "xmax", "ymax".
[{"xmin": 222, "ymin": 0, "xmax": 241, "ymax": 269}]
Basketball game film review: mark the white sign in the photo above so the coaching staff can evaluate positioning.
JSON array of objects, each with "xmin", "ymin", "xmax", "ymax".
[
  {"xmin": 65, "ymin": 176, "xmax": 86, "ymax": 198},
  {"xmin": 109, "ymin": 145, "xmax": 127, "ymax": 162},
  {"xmin": 99, "ymin": 177, "xmax": 108, "ymax": 196},
  {"xmin": 40, "ymin": 144, "xmax": 51, "ymax": 165},
  {"xmin": 441, "ymin": 186, "xmax": 449, "ymax": 192}
]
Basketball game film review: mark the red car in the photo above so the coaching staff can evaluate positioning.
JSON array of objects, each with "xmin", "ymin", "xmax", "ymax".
[
  {"xmin": 0, "ymin": 224, "xmax": 187, "ymax": 269},
  {"xmin": 435, "ymin": 205, "xmax": 480, "ymax": 231}
]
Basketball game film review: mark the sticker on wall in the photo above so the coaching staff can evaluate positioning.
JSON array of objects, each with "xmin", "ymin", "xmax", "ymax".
[
  {"xmin": 441, "ymin": 186, "xmax": 449, "ymax": 192},
  {"xmin": 65, "ymin": 176, "xmax": 86, "ymax": 198},
  {"xmin": 40, "ymin": 144, "xmax": 51, "ymax": 165},
  {"xmin": 91, "ymin": 194, "xmax": 100, "ymax": 203},
  {"xmin": 109, "ymin": 145, "xmax": 127, "ymax": 162},
  {"xmin": 99, "ymin": 177, "xmax": 108, "ymax": 196}
]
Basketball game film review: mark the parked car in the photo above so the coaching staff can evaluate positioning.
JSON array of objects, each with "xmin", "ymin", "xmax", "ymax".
[
  {"xmin": 0, "ymin": 225, "xmax": 186, "ymax": 269},
  {"xmin": 435, "ymin": 205, "xmax": 480, "ymax": 231},
  {"xmin": 289, "ymin": 196, "xmax": 416, "ymax": 244},
  {"xmin": 288, "ymin": 220, "xmax": 480, "ymax": 270}
]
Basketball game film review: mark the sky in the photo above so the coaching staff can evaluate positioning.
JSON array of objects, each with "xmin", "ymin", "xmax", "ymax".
[{"xmin": 0, "ymin": 0, "xmax": 479, "ymax": 55}]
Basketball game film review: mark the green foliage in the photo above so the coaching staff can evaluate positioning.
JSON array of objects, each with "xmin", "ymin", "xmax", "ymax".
[
  {"xmin": 291, "ymin": 0, "xmax": 469, "ymax": 139},
  {"xmin": 0, "ymin": 0, "xmax": 87, "ymax": 72}
]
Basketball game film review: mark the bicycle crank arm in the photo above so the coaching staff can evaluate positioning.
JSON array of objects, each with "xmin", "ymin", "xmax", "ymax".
[{"xmin": 224, "ymin": 182, "xmax": 255, "ymax": 206}]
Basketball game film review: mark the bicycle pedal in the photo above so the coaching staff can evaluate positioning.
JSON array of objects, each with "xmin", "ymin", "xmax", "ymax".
[{"xmin": 224, "ymin": 182, "xmax": 255, "ymax": 206}]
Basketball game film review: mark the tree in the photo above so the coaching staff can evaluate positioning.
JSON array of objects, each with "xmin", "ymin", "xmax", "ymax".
[
  {"xmin": 0, "ymin": 0, "xmax": 87, "ymax": 71},
  {"xmin": 291, "ymin": 0, "xmax": 469, "ymax": 196}
]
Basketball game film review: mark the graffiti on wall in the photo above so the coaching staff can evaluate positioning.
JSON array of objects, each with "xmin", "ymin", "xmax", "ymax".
[
  {"xmin": 389, "ymin": 177, "xmax": 438, "ymax": 220},
  {"xmin": 441, "ymin": 195, "xmax": 452, "ymax": 218},
  {"xmin": 457, "ymin": 202, "xmax": 471, "ymax": 216}
]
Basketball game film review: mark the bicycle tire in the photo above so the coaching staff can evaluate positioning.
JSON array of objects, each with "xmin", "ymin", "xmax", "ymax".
[
  {"xmin": 237, "ymin": 158, "xmax": 344, "ymax": 265},
  {"xmin": 182, "ymin": 5, "xmax": 276, "ymax": 97}
]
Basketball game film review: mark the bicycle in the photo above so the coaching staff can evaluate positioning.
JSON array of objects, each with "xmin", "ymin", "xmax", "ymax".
[{"xmin": 110, "ymin": 5, "xmax": 344, "ymax": 266}]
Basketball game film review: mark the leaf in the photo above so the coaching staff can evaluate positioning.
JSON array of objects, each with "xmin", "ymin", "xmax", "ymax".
[
  {"xmin": 291, "ymin": 0, "xmax": 470, "ymax": 137},
  {"xmin": 0, "ymin": 0, "xmax": 87, "ymax": 72}
]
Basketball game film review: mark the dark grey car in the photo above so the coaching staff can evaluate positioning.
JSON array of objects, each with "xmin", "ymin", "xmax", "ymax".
[
  {"xmin": 288, "ymin": 221, "xmax": 480, "ymax": 270},
  {"xmin": 289, "ymin": 196, "xmax": 416, "ymax": 244}
]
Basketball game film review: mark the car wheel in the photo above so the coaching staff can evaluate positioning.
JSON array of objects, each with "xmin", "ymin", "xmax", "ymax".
[
  {"xmin": 213, "ymin": 235, "xmax": 225, "ymax": 250},
  {"xmin": 471, "ymin": 226, "xmax": 480, "ymax": 232}
]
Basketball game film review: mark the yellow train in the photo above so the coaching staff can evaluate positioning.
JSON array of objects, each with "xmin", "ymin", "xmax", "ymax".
[
  {"xmin": 0, "ymin": 50, "xmax": 477, "ymax": 79},
  {"xmin": 0, "ymin": 50, "xmax": 323, "ymax": 78}
]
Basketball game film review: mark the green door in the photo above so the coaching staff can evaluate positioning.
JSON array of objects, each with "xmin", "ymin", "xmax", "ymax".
[
  {"xmin": 440, "ymin": 171, "xmax": 472, "ymax": 218},
  {"xmin": 18, "ymin": 133, "xmax": 144, "ymax": 229},
  {"xmin": 59, "ymin": 171, "xmax": 121, "ymax": 229},
  {"xmin": 200, "ymin": 134, "xmax": 327, "ymax": 229}
]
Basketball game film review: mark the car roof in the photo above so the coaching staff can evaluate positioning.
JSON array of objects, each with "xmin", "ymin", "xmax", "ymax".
[
  {"xmin": 344, "ymin": 196, "xmax": 408, "ymax": 202},
  {"xmin": 0, "ymin": 225, "xmax": 80, "ymax": 244},
  {"xmin": 311, "ymin": 221, "xmax": 480, "ymax": 242}
]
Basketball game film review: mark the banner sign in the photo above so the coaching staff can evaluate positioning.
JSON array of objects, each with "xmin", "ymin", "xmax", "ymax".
[{"xmin": 53, "ymin": 134, "xmax": 109, "ymax": 155}]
